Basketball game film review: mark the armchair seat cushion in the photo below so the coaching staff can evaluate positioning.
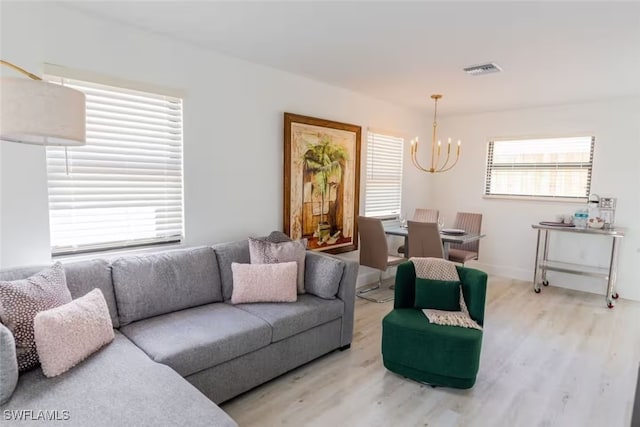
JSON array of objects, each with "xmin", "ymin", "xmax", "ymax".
[{"xmin": 382, "ymin": 308, "xmax": 482, "ymax": 387}]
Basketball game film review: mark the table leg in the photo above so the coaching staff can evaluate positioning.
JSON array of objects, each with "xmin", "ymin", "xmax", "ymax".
[
  {"xmin": 404, "ymin": 236, "xmax": 409, "ymax": 258},
  {"xmin": 541, "ymin": 229, "xmax": 550, "ymax": 285},
  {"xmin": 443, "ymin": 242, "xmax": 450, "ymax": 259},
  {"xmin": 533, "ymin": 229, "xmax": 542, "ymax": 293},
  {"xmin": 606, "ymin": 237, "xmax": 622, "ymax": 308}
]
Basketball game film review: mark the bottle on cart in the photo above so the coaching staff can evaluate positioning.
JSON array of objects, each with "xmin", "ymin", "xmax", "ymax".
[{"xmin": 574, "ymin": 209, "xmax": 588, "ymax": 228}]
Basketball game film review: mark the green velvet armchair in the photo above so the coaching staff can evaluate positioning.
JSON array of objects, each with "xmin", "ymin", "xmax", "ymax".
[{"xmin": 381, "ymin": 261, "xmax": 488, "ymax": 389}]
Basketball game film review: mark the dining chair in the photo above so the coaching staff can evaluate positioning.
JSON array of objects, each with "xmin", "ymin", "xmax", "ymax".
[
  {"xmin": 357, "ymin": 216, "xmax": 407, "ymax": 303},
  {"xmin": 448, "ymin": 212, "xmax": 483, "ymax": 265},
  {"xmin": 397, "ymin": 208, "xmax": 439, "ymax": 255},
  {"xmin": 407, "ymin": 221, "xmax": 444, "ymax": 259},
  {"xmin": 412, "ymin": 208, "xmax": 439, "ymax": 223}
]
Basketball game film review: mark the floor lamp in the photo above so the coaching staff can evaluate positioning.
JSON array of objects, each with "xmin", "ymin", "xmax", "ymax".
[{"xmin": 0, "ymin": 59, "xmax": 86, "ymax": 147}]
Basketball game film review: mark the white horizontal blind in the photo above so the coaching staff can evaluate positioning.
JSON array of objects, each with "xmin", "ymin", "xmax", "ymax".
[
  {"xmin": 485, "ymin": 136, "xmax": 594, "ymax": 199},
  {"xmin": 365, "ymin": 132, "xmax": 404, "ymax": 217},
  {"xmin": 45, "ymin": 75, "xmax": 184, "ymax": 255}
]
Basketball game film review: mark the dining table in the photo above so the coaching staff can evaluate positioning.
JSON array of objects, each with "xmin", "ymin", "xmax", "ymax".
[{"xmin": 384, "ymin": 223, "xmax": 485, "ymax": 259}]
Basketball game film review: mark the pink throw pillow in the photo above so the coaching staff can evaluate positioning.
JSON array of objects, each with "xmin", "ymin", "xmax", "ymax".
[
  {"xmin": 231, "ymin": 262, "xmax": 297, "ymax": 304},
  {"xmin": 34, "ymin": 289, "xmax": 115, "ymax": 378}
]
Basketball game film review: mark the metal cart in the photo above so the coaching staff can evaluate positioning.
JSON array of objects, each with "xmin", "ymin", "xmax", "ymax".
[{"xmin": 531, "ymin": 224, "xmax": 626, "ymax": 308}]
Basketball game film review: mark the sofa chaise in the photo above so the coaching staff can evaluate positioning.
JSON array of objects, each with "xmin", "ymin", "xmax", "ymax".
[{"xmin": 0, "ymin": 239, "xmax": 358, "ymax": 426}]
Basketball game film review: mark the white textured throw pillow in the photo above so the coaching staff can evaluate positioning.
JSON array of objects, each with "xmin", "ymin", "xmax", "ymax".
[
  {"xmin": 34, "ymin": 288, "xmax": 114, "ymax": 378},
  {"xmin": 231, "ymin": 262, "xmax": 298, "ymax": 304}
]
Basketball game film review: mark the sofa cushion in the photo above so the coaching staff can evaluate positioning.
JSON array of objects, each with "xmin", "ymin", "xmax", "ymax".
[
  {"xmin": 235, "ymin": 294, "xmax": 344, "ymax": 342},
  {"xmin": 0, "ymin": 323, "xmax": 18, "ymax": 405},
  {"xmin": 64, "ymin": 259, "xmax": 120, "ymax": 328},
  {"xmin": 0, "ymin": 331, "xmax": 237, "ymax": 427},
  {"xmin": 304, "ymin": 252, "xmax": 344, "ymax": 299},
  {"xmin": 0, "ymin": 263, "xmax": 73, "ymax": 372},
  {"xmin": 34, "ymin": 289, "xmax": 115, "ymax": 378},
  {"xmin": 112, "ymin": 247, "xmax": 222, "ymax": 326},
  {"xmin": 120, "ymin": 303, "xmax": 271, "ymax": 377},
  {"xmin": 213, "ymin": 240, "xmax": 250, "ymax": 301},
  {"xmin": 0, "ymin": 261, "xmax": 120, "ymax": 329}
]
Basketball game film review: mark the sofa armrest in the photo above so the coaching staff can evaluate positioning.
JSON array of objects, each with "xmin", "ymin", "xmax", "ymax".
[
  {"xmin": 305, "ymin": 251, "xmax": 358, "ymax": 347},
  {"xmin": 336, "ymin": 257, "xmax": 358, "ymax": 347}
]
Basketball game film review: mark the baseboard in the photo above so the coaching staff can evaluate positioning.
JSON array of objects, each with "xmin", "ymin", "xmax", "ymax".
[
  {"xmin": 472, "ymin": 261, "xmax": 609, "ymax": 298},
  {"xmin": 632, "ymin": 364, "xmax": 640, "ymax": 427},
  {"xmin": 470, "ymin": 261, "xmax": 532, "ymax": 282}
]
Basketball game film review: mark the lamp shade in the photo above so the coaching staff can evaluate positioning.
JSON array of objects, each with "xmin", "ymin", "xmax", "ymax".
[{"xmin": 0, "ymin": 77, "xmax": 86, "ymax": 146}]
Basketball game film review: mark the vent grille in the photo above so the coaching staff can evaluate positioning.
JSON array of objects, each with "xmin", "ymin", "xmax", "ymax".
[{"xmin": 463, "ymin": 62, "xmax": 502, "ymax": 76}]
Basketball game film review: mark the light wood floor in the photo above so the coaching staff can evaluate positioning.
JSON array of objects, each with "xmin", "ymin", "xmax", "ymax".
[{"xmin": 221, "ymin": 276, "xmax": 640, "ymax": 427}]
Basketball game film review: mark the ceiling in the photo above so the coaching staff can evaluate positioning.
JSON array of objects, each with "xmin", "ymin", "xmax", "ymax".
[{"xmin": 64, "ymin": 1, "xmax": 640, "ymax": 115}]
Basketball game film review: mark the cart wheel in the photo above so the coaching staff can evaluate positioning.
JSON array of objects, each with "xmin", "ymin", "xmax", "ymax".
[
  {"xmin": 542, "ymin": 280, "xmax": 549, "ymax": 287},
  {"xmin": 534, "ymin": 288, "xmax": 541, "ymax": 294},
  {"xmin": 612, "ymin": 293, "xmax": 619, "ymax": 300},
  {"xmin": 607, "ymin": 302, "xmax": 614, "ymax": 309}
]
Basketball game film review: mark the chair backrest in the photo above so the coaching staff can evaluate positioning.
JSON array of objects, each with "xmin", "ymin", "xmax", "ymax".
[
  {"xmin": 393, "ymin": 262, "xmax": 488, "ymax": 324},
  {"xmin": 358, "ymin": 216, "xmax": 390, "ymax": 271},
  {"xmin": 451, "ymin": 212, "xmax": 483, "ymax": 253},
  {"xmin": 412, "ymin": 208, "xmax": 439, "ymax": 223},
  {"xmin": 407, "ymin": 221, "xmax": 444, "ymax": 259}
]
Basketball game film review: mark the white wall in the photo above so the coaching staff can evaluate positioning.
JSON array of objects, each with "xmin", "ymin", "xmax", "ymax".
[
  {"xmin": 433, "ymin": 97, "xmax": 640, "ymax": 301},
  {"xmin": 0, "ymin": 2, "xmax": 432, "ymax": 268},
  {"xmin": 5, "ymin": 4, "xmax": 635, "ymax": 304}
]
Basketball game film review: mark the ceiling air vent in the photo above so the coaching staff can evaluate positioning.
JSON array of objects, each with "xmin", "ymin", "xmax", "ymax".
[{"xmin": 463, "ymin": 62, "xmax": 502, "ymax": 76}]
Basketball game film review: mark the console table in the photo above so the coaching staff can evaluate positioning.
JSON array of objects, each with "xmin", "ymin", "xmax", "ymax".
[{"xmin": 531, "ymin": 224, "xmax": 625, "ymax": 308}]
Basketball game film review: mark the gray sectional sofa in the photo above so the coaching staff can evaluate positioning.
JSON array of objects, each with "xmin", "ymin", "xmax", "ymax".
[{"xmin": 0, "ymin": 239, "xmax": 359, "ymax": 426}]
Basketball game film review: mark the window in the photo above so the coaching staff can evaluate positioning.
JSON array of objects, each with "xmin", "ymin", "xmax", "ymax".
[
  {"xmin": 485, "ymin": 136, "xmax": 594, "ymax": 200},
  {"xmin": 45, "ymin": 72, "xmax": 184, "ymax": 255},
  {"xmin": 365, "ymin": 131, "xmax": 404, "ymax": 218}
]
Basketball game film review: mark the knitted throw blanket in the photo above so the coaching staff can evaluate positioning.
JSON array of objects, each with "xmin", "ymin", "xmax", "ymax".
[{"xmin": 410, "ymin": 257, "xmax": 482, "ymax": 331}]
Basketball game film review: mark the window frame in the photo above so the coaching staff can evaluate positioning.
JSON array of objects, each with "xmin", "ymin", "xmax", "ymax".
[
  {"xmin": 484, "ymin": 135, "xmax": 595, "ymax": 202},
  {"xmin": 44, "ymin": 66, "xmax": 185, "ymax": 256}
]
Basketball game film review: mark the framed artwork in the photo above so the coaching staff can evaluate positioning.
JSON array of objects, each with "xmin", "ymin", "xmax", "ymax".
[{"xmin": 284, "ymin": 113, "xmax": 361, "ymax": 254}]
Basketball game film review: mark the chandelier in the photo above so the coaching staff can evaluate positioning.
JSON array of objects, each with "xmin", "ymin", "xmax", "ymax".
[{"xmin": 410, "ymin": 94, "xmax": 461, "ymax": 173}]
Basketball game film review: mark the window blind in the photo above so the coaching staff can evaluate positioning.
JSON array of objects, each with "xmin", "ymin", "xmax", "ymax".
[
  {"xmin": 365, "ymin": 132, "xmax": 404, "ymax": 218},
  {"xmin": 485, "ymin": 136, "xmax": 594, "ymax": 199},
  {"xmin": 45, "ymin": 75, "xmax": 184, "ymax": 255}
]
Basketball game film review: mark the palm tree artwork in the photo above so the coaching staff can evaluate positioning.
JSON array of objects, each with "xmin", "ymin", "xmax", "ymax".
[{"xmin": 303, "ymin": 137, "xmax": 349, "ymax": 246}]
